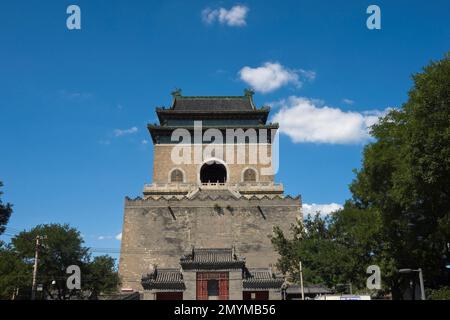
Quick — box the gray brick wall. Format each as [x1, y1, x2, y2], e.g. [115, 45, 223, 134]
[118, 196, 301, 292]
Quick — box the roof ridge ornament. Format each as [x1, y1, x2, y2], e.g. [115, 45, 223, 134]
[171, 88, 182, 98]
[244, 88, 254, 97]
[244, 88, 256, 110]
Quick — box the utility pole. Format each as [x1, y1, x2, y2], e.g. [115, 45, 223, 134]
[31, 235, 43, 300]
[299, 261, 305, 300]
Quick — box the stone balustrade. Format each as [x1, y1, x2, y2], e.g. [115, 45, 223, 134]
[143, 182, 284, 194]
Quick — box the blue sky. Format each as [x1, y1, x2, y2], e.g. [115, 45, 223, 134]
[1, 0, 449, 255]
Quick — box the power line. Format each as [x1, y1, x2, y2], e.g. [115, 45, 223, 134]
[1, 232, 17, 237]
[4, 226, 24, 233]
[2, 226, 278, 255]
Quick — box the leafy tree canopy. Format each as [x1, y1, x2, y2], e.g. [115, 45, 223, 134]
[350, 53, 450, 294]
[272, 203, 384, 293]
[1, 224, 120, 300]
[273, 53, 450, 298]
[0, 245, 30, 299]
[0, 181, 13, 236]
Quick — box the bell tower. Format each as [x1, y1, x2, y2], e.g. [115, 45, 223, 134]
[144, 89, 283, 198]
[118, 90, 302, 293]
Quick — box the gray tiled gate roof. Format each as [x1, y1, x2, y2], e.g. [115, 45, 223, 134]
[180, 247, 245, 270]
[141, 268, 185, 291]
[243, 268, 284, 290]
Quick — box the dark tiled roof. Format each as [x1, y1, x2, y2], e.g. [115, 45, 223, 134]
[172, 96, 254, 111]
[286, 284, 332, 295]
[243, 268, 284, 290]
[245, 268, 273, 280]
[180, 247, 245, 270]
[190, 248, 233, 263]
[141, 268, 185, 291]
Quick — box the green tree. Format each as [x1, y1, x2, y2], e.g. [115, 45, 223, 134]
[11, 224, 90, 300]
[350, 53, 450, 297]
[8, 224, 120, 300]
[272, 212, 335, 286]
[0, 181, 13, 236]
[273, 54, 449, 299]
[328, 204, 386, 290]
[272, 203, 384, 292]
[84, 255, 121, 300]
[427, 287, 450, 300]
[0, 246, 30, 299]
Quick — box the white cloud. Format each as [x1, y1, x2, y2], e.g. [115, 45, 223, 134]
[59, 90, 93, 100]
[98, 139, 111, 145]
[239, 62, 315, 93]
[141, 139, 149, 145]
[97, 235, 113, 240]
[303, 203, 343, 216]
[298, 69, 316, 82]
[342, 98, 355, 105]
[202, 5, 249, 27]
[115, 233, 122, 241]
[114, 127, 138, 137]
[271, 96, 388, 144]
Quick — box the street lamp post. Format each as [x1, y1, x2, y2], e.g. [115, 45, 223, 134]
[299, 261, 305, 300]
[398, 268, 426, 300]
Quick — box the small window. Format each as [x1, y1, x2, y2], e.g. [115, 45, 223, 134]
[170, 169, 184, 183]
[207, 280, 219, 298]
[243, 168, 257, 182]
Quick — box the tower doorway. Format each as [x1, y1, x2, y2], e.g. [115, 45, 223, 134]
[200, 161, 227, 184]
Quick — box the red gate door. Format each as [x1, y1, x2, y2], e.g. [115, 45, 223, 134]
[196, 272, 229, 300]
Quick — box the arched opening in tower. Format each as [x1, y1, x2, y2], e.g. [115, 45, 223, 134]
[200, 162, 227, 184]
